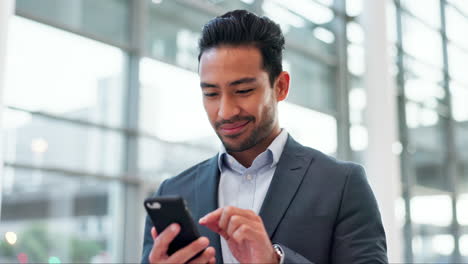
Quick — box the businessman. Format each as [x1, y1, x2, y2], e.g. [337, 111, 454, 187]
[142, 9, 388, 264]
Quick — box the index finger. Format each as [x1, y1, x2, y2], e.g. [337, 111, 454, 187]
[199, 208, 223, 225]
[199, 208, 224, 234]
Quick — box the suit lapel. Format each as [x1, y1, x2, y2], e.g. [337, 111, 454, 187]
[194, 156, 223, 264]
[259, 136, 314, 238]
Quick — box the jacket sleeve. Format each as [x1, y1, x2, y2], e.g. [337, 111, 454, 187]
[331, 164, 388, 264]
[276, 243, 315, 264]
[141, 180, 167, 264]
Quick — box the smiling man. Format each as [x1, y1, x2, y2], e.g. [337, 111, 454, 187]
[142, 9, 388, 264]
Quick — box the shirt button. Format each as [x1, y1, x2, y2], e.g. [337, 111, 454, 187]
[246, 174, 252, 181]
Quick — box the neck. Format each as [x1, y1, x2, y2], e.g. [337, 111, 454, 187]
[229, 127, 281, 168]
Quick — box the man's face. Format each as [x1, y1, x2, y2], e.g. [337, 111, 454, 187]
[199, 45, 279, 152]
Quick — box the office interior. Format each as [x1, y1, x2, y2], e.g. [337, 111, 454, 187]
[0, 0, 467, 263]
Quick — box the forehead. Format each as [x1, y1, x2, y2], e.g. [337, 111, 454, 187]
[199, 45, 266, 81]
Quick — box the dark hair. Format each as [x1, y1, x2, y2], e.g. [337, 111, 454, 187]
[198, 9, 285, 86]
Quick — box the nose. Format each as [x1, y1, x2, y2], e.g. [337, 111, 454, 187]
[218, 95, 240, 120]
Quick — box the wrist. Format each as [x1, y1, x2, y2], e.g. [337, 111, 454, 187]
[272, 244, 284, 264]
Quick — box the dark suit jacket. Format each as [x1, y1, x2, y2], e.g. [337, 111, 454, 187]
[141, 136, 388, 264]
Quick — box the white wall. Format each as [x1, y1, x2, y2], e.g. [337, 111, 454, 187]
[362, 0, 403, 262]
[0, 0, 16, 219]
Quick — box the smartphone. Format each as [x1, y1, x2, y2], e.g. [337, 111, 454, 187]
[144, 196, 203, 256]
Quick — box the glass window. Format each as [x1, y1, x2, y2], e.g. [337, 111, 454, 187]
[0, 168, 120, 263]
[264, 0, 334, 25]
[346, 0, 363, 17]
[139, 58, 217, 145]
[348, 44, 365, 76]
[284, 49, 336, 114]
[401, 0, 440, 29]
[2, 109, 124, 176]
[5, 17, 125, 128]
[262, 0, 336, 56]
[146, 0, 210, 71]
[461, 234, 468, 261]
[450, 82, 468, 122]
[15, 0, 129, 45]
[402, 14, 443, 68]
[448, 44, 468, 85]
[447, 0, 468, 16]
[446, 5, 468, 47]
[278, 102, 337, 155]
[411, 195, 452, 227]
[413, 234, 455, 263]
[138, 137, 216, 181]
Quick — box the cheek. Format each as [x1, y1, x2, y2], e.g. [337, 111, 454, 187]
[203, 100, 218, 123]
[252, 93, 274, 119]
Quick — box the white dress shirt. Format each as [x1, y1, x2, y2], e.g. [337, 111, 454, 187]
[217, 129, 288, 264]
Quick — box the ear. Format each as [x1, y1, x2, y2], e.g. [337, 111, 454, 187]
[274, 71, 290, 102]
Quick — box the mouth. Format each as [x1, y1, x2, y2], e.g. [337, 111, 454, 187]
[218, 120, 250, 136]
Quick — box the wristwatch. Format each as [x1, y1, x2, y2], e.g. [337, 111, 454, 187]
[273, 244, 285, 264]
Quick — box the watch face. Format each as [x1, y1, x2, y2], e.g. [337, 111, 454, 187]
[273, 244, 283, 256]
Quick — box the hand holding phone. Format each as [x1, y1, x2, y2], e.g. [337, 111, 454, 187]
[144, 196, 216, 264]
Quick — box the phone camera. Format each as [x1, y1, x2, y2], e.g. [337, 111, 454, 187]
[147, 202, 161, 209]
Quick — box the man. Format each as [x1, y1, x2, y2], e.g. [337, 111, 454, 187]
[142, 9, 387, 264]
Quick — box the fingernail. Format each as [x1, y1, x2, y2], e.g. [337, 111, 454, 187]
[171, 224, 179, 232]
[199, 216, 206, 223]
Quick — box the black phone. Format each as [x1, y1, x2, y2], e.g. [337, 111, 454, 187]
[144, 196, 203, 256]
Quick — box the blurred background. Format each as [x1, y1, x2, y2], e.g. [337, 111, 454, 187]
[0, 0, 467, 263]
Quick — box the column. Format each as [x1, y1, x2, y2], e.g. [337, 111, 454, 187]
[0, 0, 15, 219]
[362, 0, 403, 262]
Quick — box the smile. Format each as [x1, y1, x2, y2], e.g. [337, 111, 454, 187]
[219, 120, 250, 136]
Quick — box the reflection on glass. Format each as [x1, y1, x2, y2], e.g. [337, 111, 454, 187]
[0, 169, 118, 263]
[5, 17, 125, 127]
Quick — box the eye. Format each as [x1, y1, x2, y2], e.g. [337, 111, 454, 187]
[237, 89, 254, 94]
[203, 92, 218, 97]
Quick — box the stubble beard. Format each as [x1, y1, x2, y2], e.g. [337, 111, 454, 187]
[217, 104, 276, 153]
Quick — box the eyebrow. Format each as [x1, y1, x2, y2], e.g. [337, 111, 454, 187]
[200, 77, 257, 88]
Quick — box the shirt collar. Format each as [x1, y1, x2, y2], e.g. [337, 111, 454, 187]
[217, 129, 288, 172]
